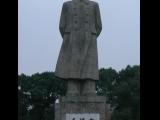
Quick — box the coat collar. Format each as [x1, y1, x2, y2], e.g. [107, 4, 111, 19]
[72, 0, 89, 4]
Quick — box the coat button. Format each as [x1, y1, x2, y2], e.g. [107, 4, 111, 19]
[74, 13, 77, 16]
[85, 21, 88, 23]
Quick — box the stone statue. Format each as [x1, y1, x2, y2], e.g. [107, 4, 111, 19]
[55, 0, 102, 96]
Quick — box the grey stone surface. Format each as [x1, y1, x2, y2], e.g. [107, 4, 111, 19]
[66, 113, 100, 120]
[60, 95, 106, 103]
[66, 80, 97, 96]
[54, 1, 110, 120]
[55, 0, 102, 80]
[55, 95, 111, 120]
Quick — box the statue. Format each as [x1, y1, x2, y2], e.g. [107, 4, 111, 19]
[55, 0, 102, 96]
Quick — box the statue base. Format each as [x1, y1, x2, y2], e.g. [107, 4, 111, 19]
[55, 95, 111, 120]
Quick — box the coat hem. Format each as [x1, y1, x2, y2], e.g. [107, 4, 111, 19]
[54, 73, 99, 81]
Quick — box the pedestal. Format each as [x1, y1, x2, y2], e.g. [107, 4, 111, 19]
[55, 95, 111, 120]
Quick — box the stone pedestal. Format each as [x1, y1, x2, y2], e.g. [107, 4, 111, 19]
[55, 95, 111, 120]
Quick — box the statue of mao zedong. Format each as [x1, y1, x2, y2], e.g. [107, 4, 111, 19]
[55, 0, 102, 95]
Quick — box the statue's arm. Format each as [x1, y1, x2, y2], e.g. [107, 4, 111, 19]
[95, 3, 102, 37]
[59, 3, 67, 38]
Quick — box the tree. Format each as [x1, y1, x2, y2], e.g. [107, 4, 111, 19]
[18, 74, 31, 120]
[112, 65, 140, 120]
[96, 65, 140, 120]
[96, 67, 118, 107]
[28, 72, 67, 120]
[18, 72, 67, 120]
[18, 65, 140, 120]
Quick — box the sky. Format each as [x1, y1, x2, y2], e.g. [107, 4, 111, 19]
[18, 0, 140, 75]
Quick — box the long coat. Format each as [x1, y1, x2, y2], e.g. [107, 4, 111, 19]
[55, 0, 102, 80]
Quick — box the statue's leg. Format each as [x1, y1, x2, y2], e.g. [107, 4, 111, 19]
[81, 79, 96, 96]
[66, 79, 80, 96]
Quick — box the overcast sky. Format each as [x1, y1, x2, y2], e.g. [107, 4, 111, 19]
[18, 0, 140, 75]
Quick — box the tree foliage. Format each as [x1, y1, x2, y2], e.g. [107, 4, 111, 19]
[18, 72, 67, 120]
[18, 65, 140, 120]
[112, 65, 140, 120]
[96, 65, 140, 120]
